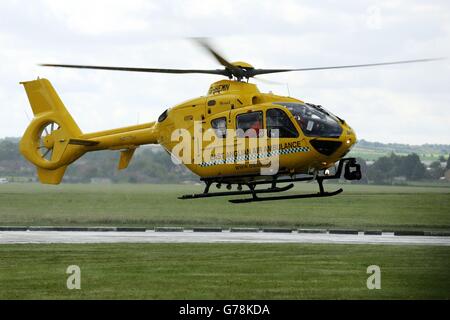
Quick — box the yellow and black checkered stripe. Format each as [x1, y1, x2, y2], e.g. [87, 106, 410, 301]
[200, 146, 310, 167]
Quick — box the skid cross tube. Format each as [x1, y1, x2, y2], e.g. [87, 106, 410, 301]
[178, 183, 294, 199]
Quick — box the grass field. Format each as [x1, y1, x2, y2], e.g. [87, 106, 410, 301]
[0, 183, 449, 231]
[1, 183, 449, 300]
[0, 243, 448, 299]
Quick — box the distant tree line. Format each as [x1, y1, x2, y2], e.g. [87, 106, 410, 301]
[356, 153, 448, 184]
[63, 148, 197, 183]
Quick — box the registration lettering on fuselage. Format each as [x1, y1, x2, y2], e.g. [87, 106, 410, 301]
[208, 84, 230, 95]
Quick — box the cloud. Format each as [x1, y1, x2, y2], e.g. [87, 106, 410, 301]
[0, 0, 449, 144]
[42, 0, 156, 35]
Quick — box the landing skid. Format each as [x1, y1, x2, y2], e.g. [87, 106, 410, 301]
[229, 186, 343, 203]
[179, 158, 361, 203]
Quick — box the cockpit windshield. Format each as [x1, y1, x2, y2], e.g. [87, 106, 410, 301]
[274, 102, 343, 138]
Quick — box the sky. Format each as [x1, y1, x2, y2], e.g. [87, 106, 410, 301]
[0, 0, 449, 145]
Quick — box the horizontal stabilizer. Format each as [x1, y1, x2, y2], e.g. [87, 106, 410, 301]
[118, 148, 136, 170]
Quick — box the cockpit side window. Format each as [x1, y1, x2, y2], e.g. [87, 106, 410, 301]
[211, 117, 227, 138]
[266, 108, 298, 138]
[274, 102, 342, 138]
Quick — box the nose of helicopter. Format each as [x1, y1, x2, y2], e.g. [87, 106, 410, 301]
[307, 122, 357, 168]
[342, 125, 357, 153]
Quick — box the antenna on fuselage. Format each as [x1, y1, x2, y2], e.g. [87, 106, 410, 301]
[286, 83, 291, 97]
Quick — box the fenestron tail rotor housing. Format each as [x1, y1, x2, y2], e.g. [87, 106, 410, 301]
[37, 121, 60, 161]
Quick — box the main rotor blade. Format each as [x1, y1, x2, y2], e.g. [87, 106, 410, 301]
[250, 58, 445, 76]
[193, 38, 236, 70]
[253, 76, 286, 85]
[193, 38, 244, 78]
[39, 64, 228, 76]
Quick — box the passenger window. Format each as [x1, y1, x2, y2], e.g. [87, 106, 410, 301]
[236, 111, 263, 137]
[266, 108, 298, 138]
[211, 117, 227, 138]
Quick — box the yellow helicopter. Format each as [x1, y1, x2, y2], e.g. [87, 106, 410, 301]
[19, 40, 442, 203]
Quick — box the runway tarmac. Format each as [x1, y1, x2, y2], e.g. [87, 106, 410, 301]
[1, 230, 450, 246]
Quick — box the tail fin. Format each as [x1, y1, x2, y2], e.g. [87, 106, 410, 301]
[20, 78, 159, 184]
[20, 78, 87, 184]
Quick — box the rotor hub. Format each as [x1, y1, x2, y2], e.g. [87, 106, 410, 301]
[230, 61, 254, 69]
[43, 134, 55, 149]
